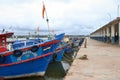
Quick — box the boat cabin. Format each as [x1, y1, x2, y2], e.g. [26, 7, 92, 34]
[0, 32, 14, 52]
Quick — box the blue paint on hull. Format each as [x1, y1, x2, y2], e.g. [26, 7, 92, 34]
[0, 54, 52, 77]
[65, 46, 73, 53]
[55, 48, 65, 62]
[52, 33, 66, 62]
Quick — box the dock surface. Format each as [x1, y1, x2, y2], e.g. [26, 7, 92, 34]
[64, 38, 120, 80]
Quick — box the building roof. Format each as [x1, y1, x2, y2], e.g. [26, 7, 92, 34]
[90, 17, 120, 35]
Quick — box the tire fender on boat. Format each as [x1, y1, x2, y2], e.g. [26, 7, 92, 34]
[0, 54, 5, 64]
[30, 46, 39, 52]
[13, 50, 23, 57]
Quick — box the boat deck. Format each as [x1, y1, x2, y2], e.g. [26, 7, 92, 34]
[64, 38, 120, 80]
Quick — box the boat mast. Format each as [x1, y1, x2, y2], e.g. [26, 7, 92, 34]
[42, 2, 51, 39]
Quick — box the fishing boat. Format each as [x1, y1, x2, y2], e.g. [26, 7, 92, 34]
[52, 44, 67, 62]
[0, 32, 64, 79]
[30, 33, 66, 62]
[63, 36, 73, 54]
[52, 35, 77, 62]
[52, 33, 68, 62]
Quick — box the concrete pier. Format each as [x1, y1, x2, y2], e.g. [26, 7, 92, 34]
[64, 38, 120, 80]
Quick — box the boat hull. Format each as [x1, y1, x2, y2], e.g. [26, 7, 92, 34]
[0, 52, 53, 79]
[54, 46, 66, 62]
[0, 33, 65, 79]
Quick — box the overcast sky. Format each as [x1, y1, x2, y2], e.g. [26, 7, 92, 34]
[0, 0, 119, 35]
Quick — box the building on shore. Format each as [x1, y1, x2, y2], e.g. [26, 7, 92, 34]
[90, 17, 120, 46]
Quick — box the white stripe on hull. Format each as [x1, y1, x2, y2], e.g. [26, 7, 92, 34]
[4, 71, 45, 79]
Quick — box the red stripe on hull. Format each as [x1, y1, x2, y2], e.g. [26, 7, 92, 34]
[3, 40, 59, 56]
[0, 52, 53, 67]
[56, 46, 67, 51]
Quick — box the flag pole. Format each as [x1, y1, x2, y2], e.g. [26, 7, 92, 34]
[37, 26, 40, 38]
[42, 2, 51, 38]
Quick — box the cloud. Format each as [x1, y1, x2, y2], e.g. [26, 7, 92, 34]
[0, 0, 118, 35]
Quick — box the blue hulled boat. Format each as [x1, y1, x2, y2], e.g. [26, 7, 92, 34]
[0, 32, 64, 79]
[52, 44, 67, 62]
[51, 33, 68, 62]
[30, 33, 66, 62]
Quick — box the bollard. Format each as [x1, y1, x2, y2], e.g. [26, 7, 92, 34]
[84, 38, 87, 48]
